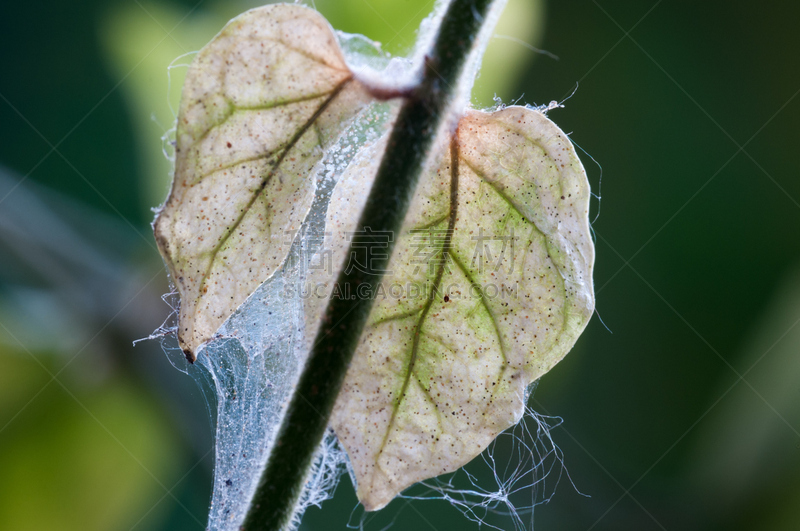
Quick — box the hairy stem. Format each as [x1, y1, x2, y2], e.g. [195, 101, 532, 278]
[241, 1, 506, 528]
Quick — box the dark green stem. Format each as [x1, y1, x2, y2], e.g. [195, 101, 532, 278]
[241, 0, 501, 528]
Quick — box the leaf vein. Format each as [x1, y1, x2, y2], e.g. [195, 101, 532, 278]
[196, 77, 354, 300]
[376, 134, 460, 457]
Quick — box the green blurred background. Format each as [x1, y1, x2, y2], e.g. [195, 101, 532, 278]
[1, 0, 799, 529]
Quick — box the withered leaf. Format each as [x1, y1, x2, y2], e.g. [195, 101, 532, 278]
[311, 106, 594, 510]
[154, 5, 372, 359]
[155, 4, 594, 514]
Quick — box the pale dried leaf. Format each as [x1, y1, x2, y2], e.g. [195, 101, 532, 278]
[154, 5, 372, 359]
[316, 106, 594, 510]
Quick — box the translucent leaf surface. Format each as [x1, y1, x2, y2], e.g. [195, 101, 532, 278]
[192, 99, 397, 531]
[312, 106, 595, 510]
[153, 4, 373, 359]
[153, 1, 594, 520]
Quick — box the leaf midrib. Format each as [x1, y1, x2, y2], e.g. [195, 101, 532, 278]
[376, 134, 460, 457]
[186, 91, 342, 159]
[196, 77, 354, 300]
[375, 140, 577, 457]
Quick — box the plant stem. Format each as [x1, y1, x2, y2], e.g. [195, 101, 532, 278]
[241, 0, 504, 528]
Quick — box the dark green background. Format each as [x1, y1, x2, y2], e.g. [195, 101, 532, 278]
[1, 0, 798, 530]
